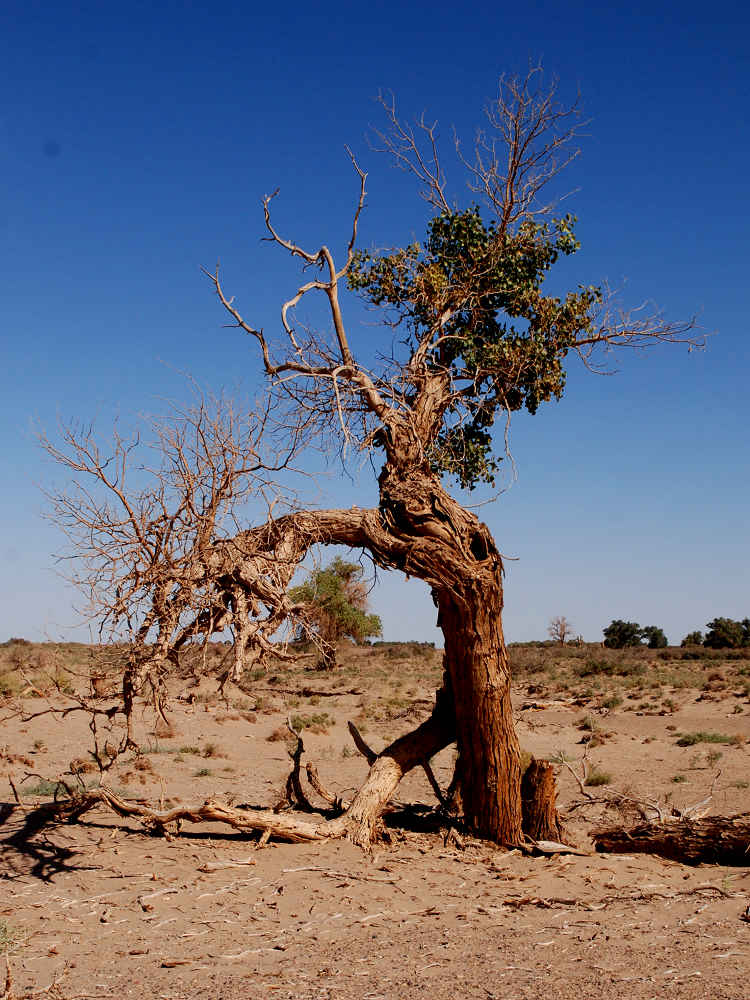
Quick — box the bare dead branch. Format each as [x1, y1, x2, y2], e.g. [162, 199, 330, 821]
[371, 91, 451, 213]
[460, 65, 587, 232]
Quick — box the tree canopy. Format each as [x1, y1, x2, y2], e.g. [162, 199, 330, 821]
[703, 617, 750, 649]
[602, 620, 668, 649]
[348, 210, 593, 488]
[289, 557, 382, 667]
[680, 630, 704, 647]
[603, 620, 644, 649]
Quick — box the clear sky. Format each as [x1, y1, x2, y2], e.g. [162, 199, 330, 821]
[1, 0, 748, 647]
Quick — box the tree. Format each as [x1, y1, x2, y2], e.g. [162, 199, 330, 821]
[548, 616, 573, 645]
[603, 620, 643, 649]
[641, 625, 668, 649]
[704, 617, 745, 649]
[289, 557, 382, 668]
[45, 68, 699, 846]
[681, 630, 704, 647]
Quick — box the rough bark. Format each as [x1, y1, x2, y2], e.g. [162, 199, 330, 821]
[439, 589, 522, 843]
[370, 453, 524, 846]
[326, 686, 455, 845]
[521, 758, 566, 842]
[593, 814, 750, 865]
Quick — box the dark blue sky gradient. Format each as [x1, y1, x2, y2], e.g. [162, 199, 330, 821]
[1, 0, 748, 644]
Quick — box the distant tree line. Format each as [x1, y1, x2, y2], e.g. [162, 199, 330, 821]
[600, 616, 750, 650]
[681, 618, 750, 649]
[602, 620, 668, 649]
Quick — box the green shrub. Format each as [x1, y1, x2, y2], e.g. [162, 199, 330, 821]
[290, 712, 332, 732]
[675, 731, 734, 747]
[584, 769, 612, 787]
[21, 779, 68, 798]
[0, 919, 24, 955]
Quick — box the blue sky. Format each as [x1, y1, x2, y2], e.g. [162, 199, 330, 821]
[1, 0, 748, 646]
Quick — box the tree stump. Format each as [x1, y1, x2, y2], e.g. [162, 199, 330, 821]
[90, 675, 109, 697]
[521, 757, 566, 842]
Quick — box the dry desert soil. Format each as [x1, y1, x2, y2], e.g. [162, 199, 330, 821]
[1, 639, 749, 999]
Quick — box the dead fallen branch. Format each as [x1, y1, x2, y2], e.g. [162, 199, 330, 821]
[197, 856, 258, 872]
[57, 786, 331, 842]
[593, 813, 750, 865]
[11, 693, 456, 849]
[249, 685, 363, 699]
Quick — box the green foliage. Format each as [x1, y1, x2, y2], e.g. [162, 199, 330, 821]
[641, 625, 668, 649]
[0, 919, 24, 955]
[602, 620, 668, 649]
[289, 712, 332, 732]
[675, 731, 734, 747]
[584, 769, 612, 787]
[681, 630, 704, 647]
[704, 617, 749, 649]
[290, 557, 382, 649]
[348, 208, 601, 489]
[21, 779, 68, 798]
[603, 620, 643, 649]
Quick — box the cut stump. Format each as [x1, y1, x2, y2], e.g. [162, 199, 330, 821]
[521, 757, 567, 843]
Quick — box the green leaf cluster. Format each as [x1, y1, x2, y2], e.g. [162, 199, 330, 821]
[603, 620, 668, 649]
[680, 630, 704, 647]
[703, 617, 750, 649]
[289, 557, 382, 646]
[348, 208, 601, 488]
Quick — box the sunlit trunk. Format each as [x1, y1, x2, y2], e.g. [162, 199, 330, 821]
[439, 586, 523, 844]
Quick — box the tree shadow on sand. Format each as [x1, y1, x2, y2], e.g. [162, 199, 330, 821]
[0, 801, 105, 882]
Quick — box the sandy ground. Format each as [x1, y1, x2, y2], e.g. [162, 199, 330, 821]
[1, 658, 749, 999]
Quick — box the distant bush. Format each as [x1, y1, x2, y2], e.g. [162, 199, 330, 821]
[659, 647, 750, 662]
[704, 617, 749, 649]
[603, 620, 668, 649]
[681, 630, 704, 647]
[641, 626, 668, 649]
[290, 558, 382, 668]
[675, 731, 735, 747]
[21, 779, 68, 798]
[603, 620, 643, 649]
[574, 655, 645, 678]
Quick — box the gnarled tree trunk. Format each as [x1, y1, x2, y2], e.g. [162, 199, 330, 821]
[114, 452, 528, 848]
[438, 586, 522, 844]
[373, 454, 524, 846]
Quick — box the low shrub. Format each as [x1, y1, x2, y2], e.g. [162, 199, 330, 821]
[675, 731, 735, 747]
[584, 769, 612, 787]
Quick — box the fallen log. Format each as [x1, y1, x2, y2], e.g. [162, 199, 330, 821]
[593, 813, 750, 865]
